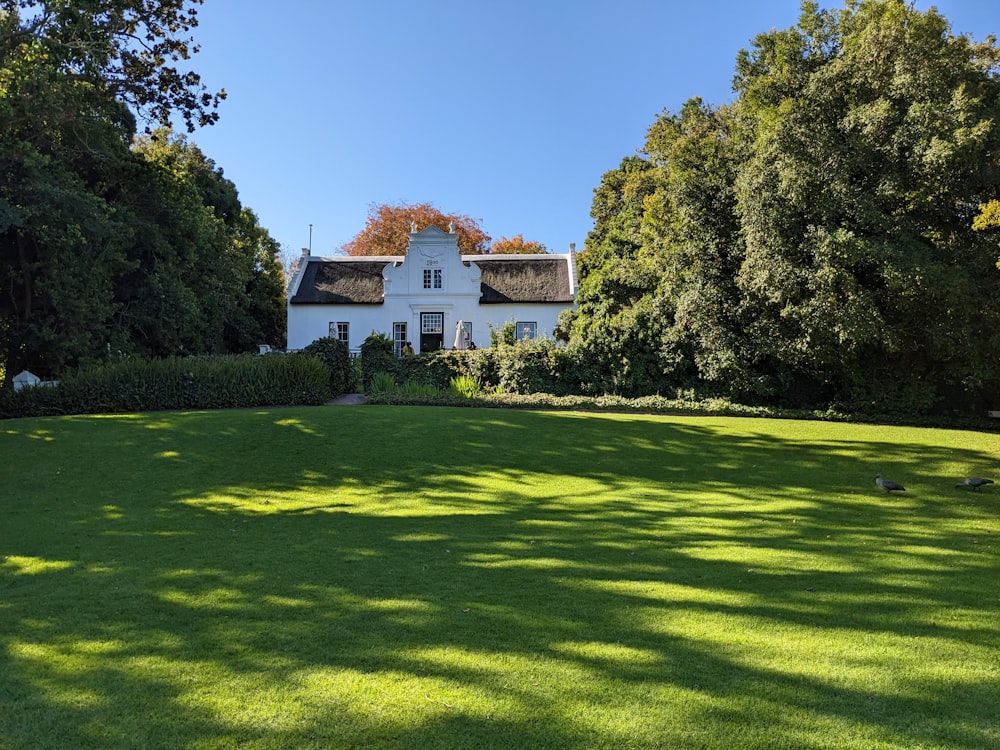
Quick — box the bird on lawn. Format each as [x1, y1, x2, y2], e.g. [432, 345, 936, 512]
[875, 474, 906, 493]
[955, 477, 994, 491]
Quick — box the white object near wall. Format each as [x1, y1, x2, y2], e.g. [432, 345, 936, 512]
[12, 370, 41, 391]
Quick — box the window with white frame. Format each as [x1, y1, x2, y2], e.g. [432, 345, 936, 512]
[516, 321, 537, 341]
[392, 322, 407, 357]
[421, 312, 443, 334]
[330, 321, 349, 345]
[422, 268, 442, 289]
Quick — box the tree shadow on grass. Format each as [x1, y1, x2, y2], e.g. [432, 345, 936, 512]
[1, 407, 999, 748]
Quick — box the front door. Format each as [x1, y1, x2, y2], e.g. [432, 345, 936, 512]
[420, 312, 444, 352]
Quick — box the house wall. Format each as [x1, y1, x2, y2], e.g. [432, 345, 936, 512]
[286, 300, 566, 353]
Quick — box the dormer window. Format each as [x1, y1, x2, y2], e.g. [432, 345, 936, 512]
[423, 268, 443, 289]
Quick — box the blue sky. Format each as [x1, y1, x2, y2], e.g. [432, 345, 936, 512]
[182, 1, 998, 261]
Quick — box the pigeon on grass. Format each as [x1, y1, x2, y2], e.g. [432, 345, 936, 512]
[955, 477, 994, 491]
[875, 474, 906, 493]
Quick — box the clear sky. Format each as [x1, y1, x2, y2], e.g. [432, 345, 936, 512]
[181, 1, 997, 261]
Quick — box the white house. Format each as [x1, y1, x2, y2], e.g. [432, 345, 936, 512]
[286, 225, 577, 355]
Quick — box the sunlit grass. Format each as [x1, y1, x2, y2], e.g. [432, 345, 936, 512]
[2, 406, 999, 749]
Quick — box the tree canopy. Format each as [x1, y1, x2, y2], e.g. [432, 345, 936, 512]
[570, 0, 1000, 413]
[0, 1, 281, 386]
[490, 234, 549, 254]
[342, 202, 491, 256]
[1, 0, 225, 132]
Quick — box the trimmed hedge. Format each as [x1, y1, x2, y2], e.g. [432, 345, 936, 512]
[359, 333, 399, 391]
[302, 336, 357, 396]
[366, 390, 781, 415]
[365, 389, 999, 430]
[0, 353, 330, 418]
[390, 340, 582, 396]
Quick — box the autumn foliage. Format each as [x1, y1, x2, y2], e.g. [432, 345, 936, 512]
[342, 202, 491, 256]
[490, 234, 548, 254]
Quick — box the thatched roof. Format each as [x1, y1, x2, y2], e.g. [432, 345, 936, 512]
[290, 260, 389, 304]
[290, 255, 575, 305]
[474, 258, 574, 304]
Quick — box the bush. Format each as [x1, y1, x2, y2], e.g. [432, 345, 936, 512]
[360, 333, 398, 391]
[388, 340, 581, 397]
[367, 371, 398, 396]
[0, 353, 330, 418]
[399, 381, 439, 396]
[448, 375, 481, 398]
[493, 338, 567, 395]
[302, 336, 356, 396]
[488, 320, 517, 347]
[398, 348, 487, 390]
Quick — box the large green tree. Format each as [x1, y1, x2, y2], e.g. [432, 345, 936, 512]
[0, 10, 139, 379]
[128, 131, 286, 356]
[642, 99, 748, 395]
[1, 0, 224, 133]
[571, 0, 1000, 412]
[731, 0, 1000, 409]
[569, 156, 671, 395]
[0, 2, 287, 384]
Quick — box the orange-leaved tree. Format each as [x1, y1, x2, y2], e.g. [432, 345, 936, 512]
[341, 202, 491, 256]
[490, 234, 548, 254]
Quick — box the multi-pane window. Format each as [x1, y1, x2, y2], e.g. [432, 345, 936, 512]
[393, 322, 407, 357]
[516, 321, 537, 341]
[330, 321, 349, 345]
[422, 268, 442, 289]
[421, 312, 443, 334]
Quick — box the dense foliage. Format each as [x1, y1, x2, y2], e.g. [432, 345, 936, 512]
[359, 332, 398, 391]
[342, 202, 491, 256]
[0, 1, 286, 389]
[568, 0, 1000, 416]
[490, 234, 549, 254]
[381, 339, 595, 398]
[0, 353, 329, 417]
[302, 336, 356, 397]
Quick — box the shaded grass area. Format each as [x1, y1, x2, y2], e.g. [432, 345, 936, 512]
[2, 406, 999, 749]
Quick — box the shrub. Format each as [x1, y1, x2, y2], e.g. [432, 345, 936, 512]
[398, 348, 487, 390]
[367, 371, 397, 396]
[488, 320, 517, 347]
[391, 340, 579, 397]
[360, 333, 398, 391]
[302, 336, 356, 396]
[0, 353, 330, 418]
[399, 380, 439, 396]
[493, 338, 559, 395]
[448, 375, 481, 398]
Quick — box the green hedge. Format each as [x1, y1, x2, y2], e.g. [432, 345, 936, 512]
[302, 336, 357, 396]
[0, 353, 330, 418]
[390, 340, 581, 396]
[365, 389, 998, 430]
[360, 333, 399, 391]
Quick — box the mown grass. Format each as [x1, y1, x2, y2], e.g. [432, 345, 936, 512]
[1, 406, 999, 749]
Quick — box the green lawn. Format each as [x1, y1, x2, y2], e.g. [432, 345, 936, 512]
[2, 406, 999, 749]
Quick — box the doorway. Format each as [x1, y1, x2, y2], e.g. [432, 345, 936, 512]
[420, 312, 444, 352]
